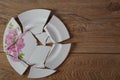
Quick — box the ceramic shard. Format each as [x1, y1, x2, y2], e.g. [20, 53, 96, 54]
[45, 43, 71, 69]
[35, 32, 52, 45]
[44, 15, 70, 43]
[18, 9, 51, 34]
[21, 31, 37, 62]
[28, 46, 51, 67]
[3, 17, 22, 52]
[28, 67, 56, 78]
[7, 55, 28, 75]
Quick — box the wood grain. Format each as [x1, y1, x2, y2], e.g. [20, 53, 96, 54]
[0, 0, 120, 80]
[1, 53, 120, 80]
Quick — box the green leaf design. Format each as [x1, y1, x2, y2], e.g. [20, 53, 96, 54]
[9, 22, 14, 29]
[4, 45, 7, 48]
[18, 53, 24, 59]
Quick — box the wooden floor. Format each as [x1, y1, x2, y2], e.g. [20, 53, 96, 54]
[0, 0, 120, 80]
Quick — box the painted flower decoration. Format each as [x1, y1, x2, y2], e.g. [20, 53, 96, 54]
[5, 23, 25, 62]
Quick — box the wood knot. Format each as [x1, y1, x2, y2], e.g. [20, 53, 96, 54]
[108, 2, 120, 11]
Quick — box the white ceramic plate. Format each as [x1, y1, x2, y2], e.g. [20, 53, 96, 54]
[3, 18, 28, 75]
[28, 67, 56, 78]
[18, 9, 51, 34]
[44, 15, 70, 43]
[45, 43, 71, 69]
[3, 9, 71, 78]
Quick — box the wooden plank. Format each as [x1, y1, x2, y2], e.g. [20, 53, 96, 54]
[1, 53, 120, 80]
[67, 21, 120, 53]
[0, 0, 120, 53]
[0, 0, 120, 80]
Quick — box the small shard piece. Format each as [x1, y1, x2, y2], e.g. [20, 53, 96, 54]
[35, 32, 52, 45]
[46, 36, 52, 43]
[30, 24, 44, 34]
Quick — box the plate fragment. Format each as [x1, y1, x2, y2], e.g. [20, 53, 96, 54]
[45, 43, 71, 69]
[28, 46, 51, 67]
[3, 17, 22, 52]
[28, 67, 56, 78]
[21, 31, 37, 62]
[35, 32, 52, 45]
[18, 9, 51, 34]
[44, 15, 70, 43]
[7, 55, 28, 75]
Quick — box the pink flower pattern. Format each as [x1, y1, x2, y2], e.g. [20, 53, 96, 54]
[5, 28, 25, 62]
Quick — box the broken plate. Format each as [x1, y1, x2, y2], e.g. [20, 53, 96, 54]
[44, 15, 70, 43]
[3, 18, 28, 75]
[45, 43, 71, 69]
[28, 67, 56, 78]
[28, 46, 51, 67]
[3, 9, 71, 79]
[18, 9, 51, 34]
